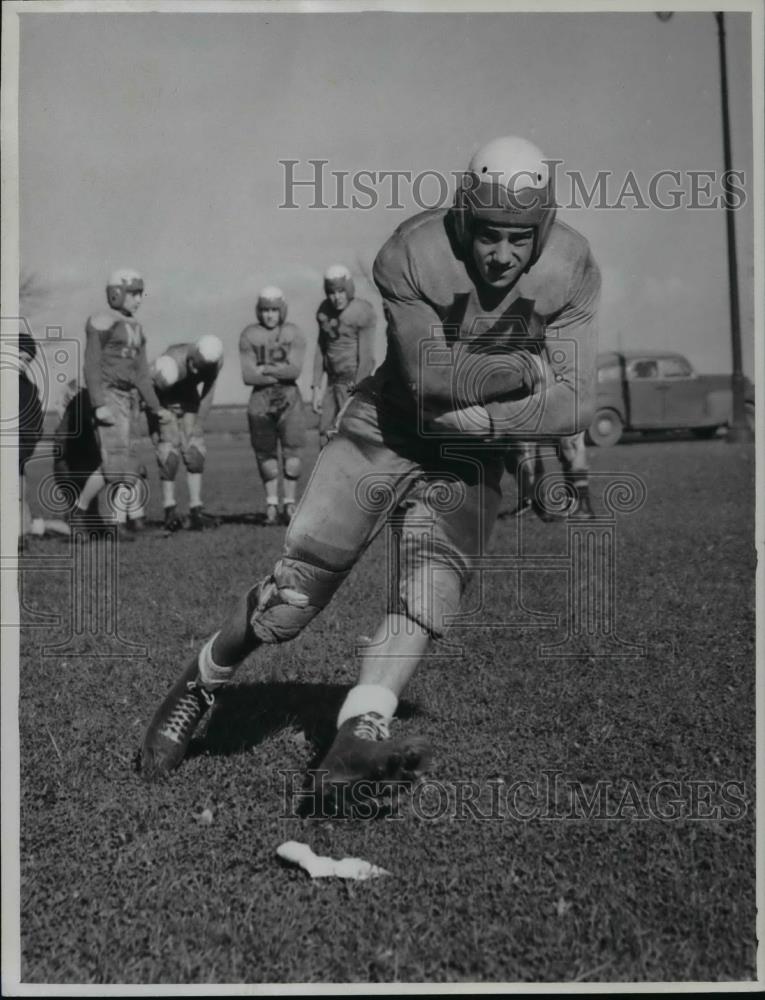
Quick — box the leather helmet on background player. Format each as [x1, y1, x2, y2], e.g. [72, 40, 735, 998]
[152, 355, 180, 390]
[195, 334, 224, 365]
[106, 268, 144, 310]
[256, 286, 287, 324]
[323, 264, 355, 302]
[451, 136, 556, 267]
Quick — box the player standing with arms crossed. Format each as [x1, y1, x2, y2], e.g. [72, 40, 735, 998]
[312, 265, 377, 447]
[149, 335, 224, 532]
[70, 269, 172, 541]
[140, 137, 600, 788]
[240, 288, 307, 525]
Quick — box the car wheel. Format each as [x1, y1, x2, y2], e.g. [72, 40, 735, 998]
[691, 426, 720, 439]
[587, 409, 623, 447]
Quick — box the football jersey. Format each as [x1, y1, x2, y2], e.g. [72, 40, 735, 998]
[239, 322, 306, 410]
[155, 342, 222, 410]
[84, 309, 160, 411]
[315, 298, 376, 383]
[368, 208, 601, 435]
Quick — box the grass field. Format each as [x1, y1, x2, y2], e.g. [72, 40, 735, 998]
[15, 433, 756, 985]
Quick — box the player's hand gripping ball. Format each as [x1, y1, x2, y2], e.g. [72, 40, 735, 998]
[94, 405, 115, 426]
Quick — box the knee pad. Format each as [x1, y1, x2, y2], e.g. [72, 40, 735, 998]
[156, 441, 180, 480]
[257, 457, 279, 482]
[183, 440, 206, 473]
[395, 537, 466, 640]
[283, 455, 302, 480]
[248, 556, 350, 644]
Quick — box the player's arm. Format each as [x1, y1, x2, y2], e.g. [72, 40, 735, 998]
[83, 318, 108, 409]
[373, 237, 538, 411]
[485, 250, 601, 438]
[196, 363, 221, 425]
[239, 329, 276, 386]
[354, 304, 377, 383]
[312, 326, 326, 387]
[134, 334, 163, 413]
[262, 327, 307, 382]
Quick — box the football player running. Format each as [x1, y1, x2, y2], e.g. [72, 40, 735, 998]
[312, 264, 377, 447]
[239, 288, 307, 525]
[148, 336, 224, 532]
[70, 270, 172, 540]
[139, 137, 601, 794]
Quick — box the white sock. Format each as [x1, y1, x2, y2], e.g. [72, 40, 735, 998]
[337, 684, 398, 728]
[265, 490, 279, 507]
[188, 472, 202, 508]
[197, 632, 239, 688]
[162, 481, 176, 509]
[283, 478, 298, 503]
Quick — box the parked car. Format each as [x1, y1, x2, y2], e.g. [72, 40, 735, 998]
[587, 351, 755, 446]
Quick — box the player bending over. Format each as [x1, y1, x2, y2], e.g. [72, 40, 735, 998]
[139, 137, 600, 789]
[312, 264, 376, 447]
[240, 287, 307, 525]
[148, 335, 224, 532]
[69, 270, 172, 541]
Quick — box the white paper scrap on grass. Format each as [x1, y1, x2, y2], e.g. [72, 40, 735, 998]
[276, 840, 392, 880]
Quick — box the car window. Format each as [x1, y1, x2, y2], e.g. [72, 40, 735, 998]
[597, 364, 622, 382]
[627, 359, 659, 380]
[658, 357, 693, 379]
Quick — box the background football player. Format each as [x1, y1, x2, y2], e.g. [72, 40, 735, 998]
[312, 264, 377, 447]
[148, 335, 224, 532]
[70, 269, 171, 540]
[504, 431, 594, 520]
[140, 137, 600, 795]
[239, 287, 307, 525]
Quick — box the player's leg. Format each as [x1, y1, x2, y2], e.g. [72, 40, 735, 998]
[559, 431, 594, 518]
[278, 393, 306, 524]
[502, 440, 537, 516]
[72, 469, 106, 515]
[71, 388, 133, 538]
[127, 464, 148, 532]
[139, 402, 421, 781]
[318, 447, 505, 787]
[180, 411, 213, 530]
[151, 409, 183, 531]
[125, 395, 147, 531]
[104, 391, 141, 540]
[248, 403, 280, 524]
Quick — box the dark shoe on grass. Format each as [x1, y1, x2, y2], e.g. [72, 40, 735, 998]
[163, 505, 184, 533]
[315, 712, 429, 787]
[138, 658, 215, 781]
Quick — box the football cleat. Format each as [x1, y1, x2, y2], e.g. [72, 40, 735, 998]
[188, 505, 217, 531]
[314, 712, 430, 789]
[265, 503, 280, 526]
[115, 522, 137, 543]
[128, 516, 146, 533]
[163, 505, 184, 533]
[282, 502, 296, 525]
[567, 486, 596, 520]
[138, 658, 215, 781]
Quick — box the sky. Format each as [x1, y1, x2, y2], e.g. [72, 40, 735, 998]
[17, 6, 757, 407]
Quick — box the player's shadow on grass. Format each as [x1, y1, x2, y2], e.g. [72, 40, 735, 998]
[213, 513, 273, 527]
[187, 680, 422, 762]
